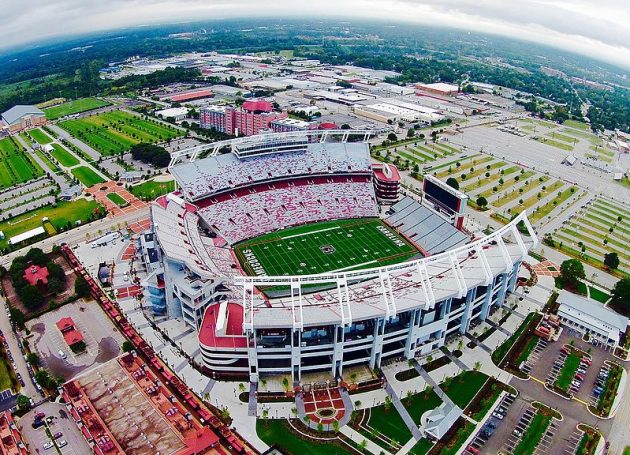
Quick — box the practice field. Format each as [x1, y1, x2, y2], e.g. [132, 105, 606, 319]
[72, 166, 105, 186]
[44, 97, 110, 120]
[50, 144, 80, 167]
[59, 109, 184, 156]
[0, 137, 44, 188]
[235, 218, 419, 277]
[29, 128, 53, 145]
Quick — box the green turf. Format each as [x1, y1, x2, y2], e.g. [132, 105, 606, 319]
[0, 199, 102, 249]
[50, 144, 80, 167]
[368, 403, 413, 443]
[44, 97, 110, 120]
[256, 419, 354, 455]
[555, 350, 582, 392]
[29, 128, 53, 145]
[589, 287, 609, 303]
[401, 389, 442, 425]
[106, 192, 127, 207]
[409, 438, 433, 455]
[534, 136, 574, 151]
[0, 137, 44, 188]
[440, 420, 476, 455]
[563, 119, 590, 131]
[72, 166, 105, 186]
[442, 371, 488, 409]
[130, 179, 175, 200]
[513, 413, 551, 455]
[491, 313, 536, 364]
[235, 218, 419, 276]
[0, 353, 15, 391]
[59, 110, 184, 156]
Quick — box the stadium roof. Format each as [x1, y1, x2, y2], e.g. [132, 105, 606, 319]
[1, 105, 44, 126]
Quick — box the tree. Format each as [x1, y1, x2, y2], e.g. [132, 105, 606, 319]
[407, 128, 415, 138]
[604, 252, 620, 270]
[610, 278, 630, 316]
[130, 143, 170, 168]
[122, 341, 134, 353]
[446, 177, 459, 190]
[26, 352, 40, 368]
[19, 285, 44, 309]
[476, 196, 488, 208]
[559, 259, 585, 290]
[17, 394, 31, 411]
[387, 132, 398, 142]
[75, 275, 91, 298]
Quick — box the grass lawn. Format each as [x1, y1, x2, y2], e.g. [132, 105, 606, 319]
[59, 109, 183, 156]
[401, 389, 442, 425]
[256, 419, 354, 455]
[555, 350, 582, 392]
[440, 420, 475, 455]
[534, 136, 574, 151]
[106, 192, 127, 207]
[368, 403, 413, 443]
[235, 218, 419, 276]
[50, 144, 80, 167]
[513, 413, 551, 455]
[44, 97, 110, 120]
[0, 199, 102, 249]
[29, 128, 53, 145]
[563, 119, 590, 131]
[492, 313, 535, 364]
[589, 286, 609, 303]
[130, 179, 175, 200]
[0, 353, 15, 391]
[441, 371, 488, 409]
[35, 150, 61, 174]
[546, 131, 577, 144]
[0, 137, 44, 188]
[409, 438, 433, 455]
[515, 336, 538, 366]
[72, 166, 105, 186]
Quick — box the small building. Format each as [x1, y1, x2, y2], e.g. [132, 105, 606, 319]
[155, 107, 189, 121]
[56, 317, 85, 350]
[9, 226, 46, 245]
[120, 171, 143, 183]
[563, 155, 577, 166]
[59, 185, 83, 201]
[556, 290, 629, 348]
[0, 411, 29, 455]
[1, 105, 46, 134]
[415, 82, 459, 96]
[420, 402, 462, 440]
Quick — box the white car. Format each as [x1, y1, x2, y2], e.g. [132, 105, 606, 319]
[58, 350, 67, 359]
[43, 441, 54, 450]
[58, 440, 68, 448]
[492, 412, 504, 420]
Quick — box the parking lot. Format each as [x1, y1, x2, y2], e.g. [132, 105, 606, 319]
[26, 300, 124, 380]
[18, 401, 92, 455]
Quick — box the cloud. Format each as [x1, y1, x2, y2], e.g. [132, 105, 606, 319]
[1, 0, 629, 70]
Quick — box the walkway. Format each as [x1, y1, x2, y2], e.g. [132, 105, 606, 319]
[340, 425, 394, 455]
[383, 382, 423, 441]
[441, 349, 471, 371]
[464, 333, 493, 354]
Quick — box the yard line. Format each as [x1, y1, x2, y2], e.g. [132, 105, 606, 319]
[331, 259, 378, 273]
[280, 225, 342, 240]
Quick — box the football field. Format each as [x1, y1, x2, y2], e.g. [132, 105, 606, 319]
[235, 218, 419, 276]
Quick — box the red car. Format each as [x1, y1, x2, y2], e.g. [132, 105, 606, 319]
[466, 446, 480, 454]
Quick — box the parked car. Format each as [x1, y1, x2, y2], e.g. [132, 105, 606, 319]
[492, 412, 504, 420]
[53, 432, 63, 440]
[57, 440, 68, 448]
[43, 441, 54, 450]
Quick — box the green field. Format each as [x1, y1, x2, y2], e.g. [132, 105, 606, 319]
[50, 144, 80, 167]
[0, 199, 102, 249]
[107, 193, 127, 207]
[44, 97, 110, 120]
[59, 110, 184, 156]
[72, 166, 105, 186]
[513, 413, 552, 455]
[555, 350, 582, 392]
[367, 402, 413, 443]
[402, 389, 442, 425]
[442, 371, 489, 409]
[0, 137, 44, 188]
[0, 351, 16, 391]
[256, 419, 353, 455]
[29, 128, 53, 145]
[130, 179, 175, 200]
[235, 218, 419, 276]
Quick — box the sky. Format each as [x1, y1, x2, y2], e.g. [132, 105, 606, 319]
[2, 0, 630, 71]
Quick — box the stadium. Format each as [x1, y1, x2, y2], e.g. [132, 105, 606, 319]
[140, 130, 538, 382]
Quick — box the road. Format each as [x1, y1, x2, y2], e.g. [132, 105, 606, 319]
[0, 206, 150, 268]
[0, 297, 40, 399]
